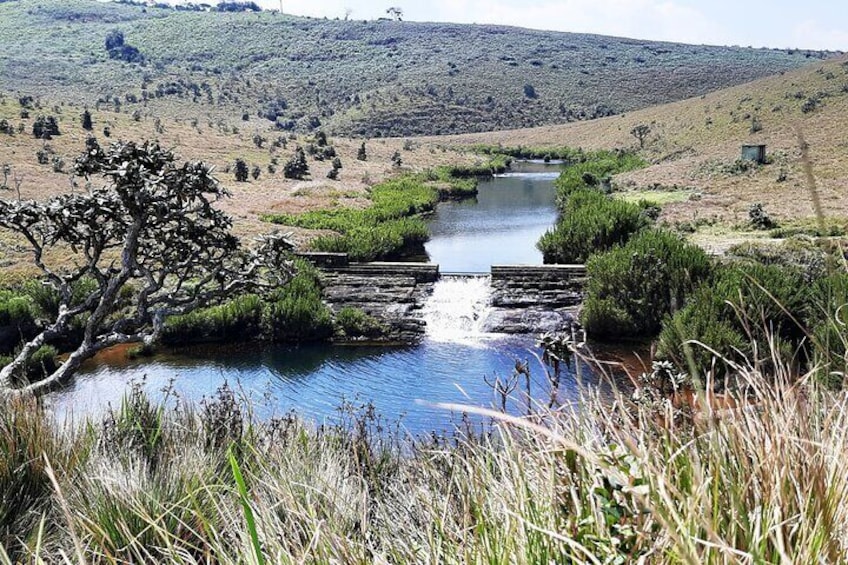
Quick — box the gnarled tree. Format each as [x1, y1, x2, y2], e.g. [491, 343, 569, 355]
[0, 140, 293, 395]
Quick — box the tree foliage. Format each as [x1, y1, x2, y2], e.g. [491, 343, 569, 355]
[0, 140, 293, 394]
[283, 147, 309, 179]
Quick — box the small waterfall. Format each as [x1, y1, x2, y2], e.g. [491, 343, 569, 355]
[422, 275, 493, 342]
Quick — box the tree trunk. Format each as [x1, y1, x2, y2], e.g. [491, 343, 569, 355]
[8, 345, 96, 396]
[0, 333, 48, 389]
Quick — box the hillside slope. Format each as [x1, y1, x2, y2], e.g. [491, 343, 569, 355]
[0, 0, 835, 137]
[443, 56, 848, 249]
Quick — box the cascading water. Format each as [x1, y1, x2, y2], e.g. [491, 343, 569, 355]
[421, 275, 494, 342]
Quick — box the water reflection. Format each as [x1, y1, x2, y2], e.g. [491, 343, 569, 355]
[425, 162, 560, 273]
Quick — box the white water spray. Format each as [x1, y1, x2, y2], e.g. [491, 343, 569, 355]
[422, 276, 494, 343]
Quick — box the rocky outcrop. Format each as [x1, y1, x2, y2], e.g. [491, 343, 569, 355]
[318, 262, 439, 343]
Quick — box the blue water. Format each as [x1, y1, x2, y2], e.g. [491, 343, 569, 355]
[425, 162, 559, 273]
[51, 338, 585, 437]
[48, 163, 573, 437]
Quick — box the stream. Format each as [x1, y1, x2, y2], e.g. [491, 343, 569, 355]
[48, 162, 585, 437]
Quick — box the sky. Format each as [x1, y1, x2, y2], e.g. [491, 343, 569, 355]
[227, 0, 848, 51]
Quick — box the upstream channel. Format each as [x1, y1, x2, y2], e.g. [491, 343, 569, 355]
[49, 162, 583, 436]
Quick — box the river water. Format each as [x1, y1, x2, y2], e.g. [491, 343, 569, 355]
[48, 163, 574, 437]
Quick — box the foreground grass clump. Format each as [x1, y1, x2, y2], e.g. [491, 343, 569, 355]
[3, 358, 848, 562]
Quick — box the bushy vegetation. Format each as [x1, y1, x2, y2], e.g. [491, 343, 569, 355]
[263, 264, 334, 342]
[264, 174, 474, 261]
[655, 257, 845, 384]
[164, 261, 333, 345]
[334, 307, 386, 339]
[583, 229, 712, 339]
[538, 188, 653, 264]
[163, 294, 264, 345]
[553, 150, 645, 197]
[536, 150, 649, 264]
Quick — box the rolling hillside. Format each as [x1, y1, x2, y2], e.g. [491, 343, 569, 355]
[0, 0, 835, 137]
[443, 55, 848, 250]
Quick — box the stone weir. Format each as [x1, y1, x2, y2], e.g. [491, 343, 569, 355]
[485, 265, 587, 334]
[304, 253, 439, 343]
[299, 253, 589, 341]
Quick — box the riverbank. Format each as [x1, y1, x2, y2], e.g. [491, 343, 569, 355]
[4, 355, 847, 562]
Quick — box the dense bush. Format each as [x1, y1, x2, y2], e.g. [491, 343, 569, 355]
[334, 307, 385, 339]
[657, 263, 809, 379]
[803, 273, 848, 386]
[233, 158, 249, 182]
[538, 189, 652, 264]
[31, 116, 60, 139]
[283, 147, 309, 179]
[163, 294, 264, 345]
[162, 261, 335, 345]
[264, 264, 333, 342]
[553, 151, 645, 198]
[582, 229, 712, 340]
[0, 290, 36, 334]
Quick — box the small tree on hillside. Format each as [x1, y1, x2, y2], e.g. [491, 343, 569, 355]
[32, 116, 60, 139]
[234, 158, 249, 182]
[631, 124, 651, 149]
[283, 147, 309, 179]
[0, 140, 293, 395]
[81, 109, 93, 131]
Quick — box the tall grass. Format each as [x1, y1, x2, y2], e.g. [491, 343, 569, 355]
[3, 346, 848, 562]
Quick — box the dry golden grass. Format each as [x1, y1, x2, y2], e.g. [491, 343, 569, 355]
[0, 96, 480, 274]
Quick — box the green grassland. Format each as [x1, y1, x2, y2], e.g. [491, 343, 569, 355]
[0, 0, 835, 137]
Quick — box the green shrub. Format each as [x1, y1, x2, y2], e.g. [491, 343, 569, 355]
[334, 307, 385, 339]
[583, 229, 712, 340]
[164, 294, 264, 345]
[0, 290, 36, 330]
[554, 151, 645, 198]
[538, 189, 652, 264]
[805, 273, 848, 387]
[657, 263, 808, 378]
[263, 263, 333, 342]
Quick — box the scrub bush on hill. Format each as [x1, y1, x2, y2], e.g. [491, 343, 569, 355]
[537, 189, 652, 264]
[582, 229, 712, 340]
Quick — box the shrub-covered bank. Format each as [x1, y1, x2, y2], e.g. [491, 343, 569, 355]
[0, 261, 389, 379]
[263, 167, 493, 262]
[3, 357, 848, 562]
[537, 150, 648, 263]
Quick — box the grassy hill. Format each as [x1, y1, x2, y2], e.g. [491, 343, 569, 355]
[443, 55, 848, 251]
[0, 0, 836, 137]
